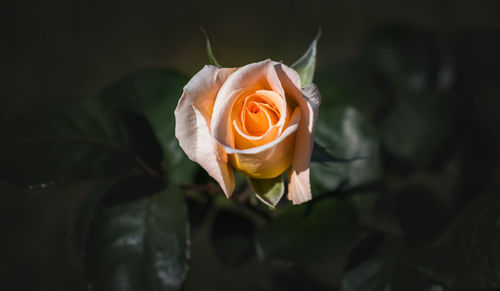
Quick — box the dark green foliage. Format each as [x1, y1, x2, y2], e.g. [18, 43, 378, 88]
[87, 184, 189, 291]
[256, 197, 363, 263]
[2, 26, 500, 291]
[0, 69, 193, 290]
[311, 106, 382, 193]
[211, 210, 256, 267]
[0, 99, 138, 185]
[99, 68, 197, 182]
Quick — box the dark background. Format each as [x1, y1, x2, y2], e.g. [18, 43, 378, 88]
[1, 0, 499, 120]
[1, 1, 500, 290]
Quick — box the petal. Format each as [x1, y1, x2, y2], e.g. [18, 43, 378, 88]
[243, 97, 276, 135]
[211, 60, 285, 149]
[229, 108, 300, 178]
[254, 89, 288, 130]
[275, 63, 321, 204]
[233, 118, 280, 150]
[232, 89, 291, 150]
[275, 61, 302, 90]
[240, 92, 281, 136]
[174, 65, 237, 197]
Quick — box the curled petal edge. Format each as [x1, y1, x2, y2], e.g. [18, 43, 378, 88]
[275, 62, 321, 204]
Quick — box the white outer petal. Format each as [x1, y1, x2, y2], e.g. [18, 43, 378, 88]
[174, 65, 237, 197]
[275, 62, 321, 204]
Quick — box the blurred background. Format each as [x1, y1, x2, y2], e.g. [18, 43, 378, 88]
[1, 0, 500, 290]
[1, 0, 500, 120]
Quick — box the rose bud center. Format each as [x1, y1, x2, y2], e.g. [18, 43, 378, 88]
[244, 96, 280, 135]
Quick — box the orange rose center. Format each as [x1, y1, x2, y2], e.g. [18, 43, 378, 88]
[243, 95, 280, 136]
[228, 89, 296, 178]
[231, 89, 291, 151]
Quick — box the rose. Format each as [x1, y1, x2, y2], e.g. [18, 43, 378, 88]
[174, 60, 320, 204]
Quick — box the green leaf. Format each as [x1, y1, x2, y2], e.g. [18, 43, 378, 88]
[248, 175, 284, 207]
[99, 68, 198, 183]
[201, 27, 222, 67]
[256, 197, 362, 263]
[311, 141, 363, 163]
[70, 177, 123, 256]
[87, 184, 189, 291]
[291, 29, 321, 87]
[0, 99, 139, 185]
[311, 106, 382, 194]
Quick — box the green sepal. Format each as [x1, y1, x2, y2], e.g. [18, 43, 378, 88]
[201, 27, 222, 67]
[248, 175, 284, 207]
[291, 28, 321, 87]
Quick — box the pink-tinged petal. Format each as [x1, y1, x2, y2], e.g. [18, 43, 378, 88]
[274, 61, 302, 89]
[174, 65, 237, 197]
[211, 60, 285, 149]
[275, 63, 321, 204]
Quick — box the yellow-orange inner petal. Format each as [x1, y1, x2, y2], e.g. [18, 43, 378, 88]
[231, 89, 292, 150]
[244, 99, 279, 135]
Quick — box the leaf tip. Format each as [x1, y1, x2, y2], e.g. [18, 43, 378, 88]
[200, 26, 222, 67]
[291, 29, 321, 87]
[248, 176, 284, 207]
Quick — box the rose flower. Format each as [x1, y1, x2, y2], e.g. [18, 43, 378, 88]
[175, 60, 320, 205]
